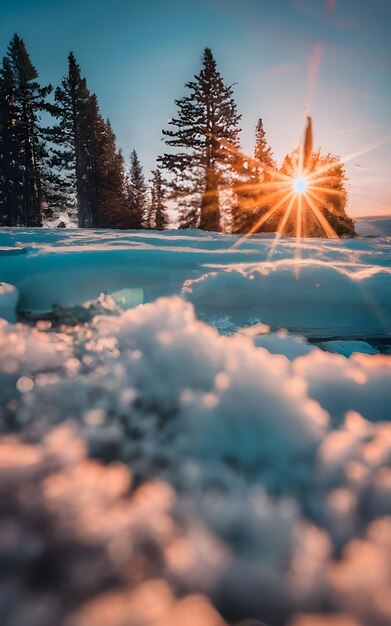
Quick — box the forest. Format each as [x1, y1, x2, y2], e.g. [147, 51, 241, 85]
[0, 35, 355, 236]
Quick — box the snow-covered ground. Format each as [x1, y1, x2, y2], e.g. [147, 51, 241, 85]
[0, 224, 391, 626]
[1, 227, 391, 341]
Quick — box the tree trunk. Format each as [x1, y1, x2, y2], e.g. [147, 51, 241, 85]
[199, 168, 220, 231]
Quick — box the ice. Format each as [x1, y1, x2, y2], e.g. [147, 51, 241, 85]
[243, 327, 317, 359]
[322, 340, 378, 357]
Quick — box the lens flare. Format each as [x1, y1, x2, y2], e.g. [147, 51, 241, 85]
[185, 113, 382, 261]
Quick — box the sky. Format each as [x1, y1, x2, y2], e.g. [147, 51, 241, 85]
[0, 0, 390, 217]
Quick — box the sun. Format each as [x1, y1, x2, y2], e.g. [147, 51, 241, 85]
[215, 116, 344, 249]
[294, 177, 308, 193]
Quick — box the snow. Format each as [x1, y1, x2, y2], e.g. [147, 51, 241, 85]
[1, 227, 390, 342]
[294, 350, 391, 424]
[321, 340, 378, 357]
[184, 259, 391, 338]
[0, 224, 391, 625]
[0, 282, 18, 322]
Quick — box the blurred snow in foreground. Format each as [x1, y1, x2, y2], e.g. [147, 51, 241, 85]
[0, 225, 391, 626]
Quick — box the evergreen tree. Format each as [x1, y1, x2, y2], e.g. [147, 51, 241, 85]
[93, 118, 128, 229]
[231, 118, 276, 234]
[125, 150, 147, 228]
[49, 53, 127, 228]
[254, 118, 276, 167]
[46, 52, 88, 225]
[278, 149, 355, 237]
[305, 151, 355, 237]
[148, 169, 169, 230]
[0, 57, 20, 226]
[159, 47, 241, 231]
[0, 34, 51, 226]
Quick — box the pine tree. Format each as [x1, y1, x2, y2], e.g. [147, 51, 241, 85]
[0, 34, 52, 226]
[148, 169, 169, 230]
[125, 150, 147, 228]
[49, 53, 127, 229]
[231, 118, 276, 234]
[93, 119, 128, 229]
[305, 151, 355, 237]
[254, 118, 276, 167]
[159, 47, 241, 231]
[278, 149, 355, 237]
[48, 53, 95, 227]
[0, 57, 20, 226]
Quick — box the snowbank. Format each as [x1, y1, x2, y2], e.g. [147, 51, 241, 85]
[185, 259, 391, 338]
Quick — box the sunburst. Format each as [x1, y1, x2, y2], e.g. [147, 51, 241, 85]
[224, 118, 344, 256]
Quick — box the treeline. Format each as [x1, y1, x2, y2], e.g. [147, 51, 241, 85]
[0, 35, 168, 230]
[0, 35, 354, 235]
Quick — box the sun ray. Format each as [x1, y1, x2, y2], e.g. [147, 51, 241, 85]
[268, 192, 297, 257]
[340, 135, 391, 165]
[296, 192, 303, 252]
[233, 189, 295, 248]
[305, 190, 339, 238]
[198, 116, 358, 257]
[309, 185, 346, 197]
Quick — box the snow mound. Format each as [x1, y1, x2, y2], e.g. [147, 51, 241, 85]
[184, 259, 391, 338]
[0, 296, 391, 625]
[90, 297, 328, 492]
[295, 351, 391, 424]
[0, 282, 18, 322]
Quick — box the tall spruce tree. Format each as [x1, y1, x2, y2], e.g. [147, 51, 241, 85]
[49, 53, 127, 228]
[46, 52, 88, 225]
[159, 47, 241, 231]
[125, 150, 147, 228]
[148, 169, 169, 230]
[254, 118, 276, 167]
[0, 58, 20, 225]
[93, 118, 128, 229]
[0, 34, 51, 226]
[231, 118, 276, 234]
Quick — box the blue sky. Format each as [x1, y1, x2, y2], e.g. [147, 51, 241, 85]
[0, 0, 390, 216]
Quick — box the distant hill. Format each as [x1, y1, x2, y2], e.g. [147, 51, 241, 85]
[355, 215, 391, 237]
